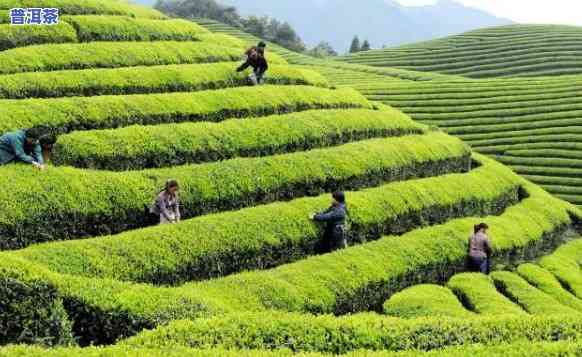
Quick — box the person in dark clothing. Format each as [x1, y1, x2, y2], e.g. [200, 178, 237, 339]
[311, 191, 348, 252]
[0, 128, 46, 169]
[236, 41, 268, 85]
[467, 223, 493, 274]
[39, 134, 57, 163]
[25, 134, 57, 164]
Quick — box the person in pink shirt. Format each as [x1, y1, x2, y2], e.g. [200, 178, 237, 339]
[468, 223, 492, 274]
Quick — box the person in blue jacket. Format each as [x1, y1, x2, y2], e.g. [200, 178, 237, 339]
[0, 128, 46, 169]
[310, 191, 349, 252]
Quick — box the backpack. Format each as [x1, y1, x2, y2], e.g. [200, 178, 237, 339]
[144, 194, 161, 224]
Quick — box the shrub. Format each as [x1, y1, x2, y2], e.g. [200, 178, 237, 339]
[53, 108, 422, 170]
[0, 346, 319, 357]
[0, 22, 77, 51]
[0, 10, 9, 24]
[0, 275, 73, 346]
[539, 240, 582, 299]
[0, 171, 575, 344]
[194, 33, 246, 48]
[10, 133, 470, 271]
[192, 186, 568, 317]
[376, 341, 582, 356]
[3, 339, 582, 356]
[62, 16, 208, 42]
[447, 273, 526, 316]
[0, 63, 327, 99]
[383, 284, 474, 319]
[517, 263, 582, 313]
[123, 312, 582, 353]
[490, 271, 579, 315]
[0, 40, 287, 75]
[0, 86, 364, 134]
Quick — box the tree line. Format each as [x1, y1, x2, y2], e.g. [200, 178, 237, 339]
[154, 0, 371, 57]
[349, 36, 371, 53]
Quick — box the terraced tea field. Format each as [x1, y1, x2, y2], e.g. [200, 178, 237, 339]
[195, 21, 582, 210]
[1, 3, 582, 356]
[340, 24, 582, 78]
[350, 75, 582, 210]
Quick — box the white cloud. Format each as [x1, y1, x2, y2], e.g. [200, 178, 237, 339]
[395, 0, 582, 26]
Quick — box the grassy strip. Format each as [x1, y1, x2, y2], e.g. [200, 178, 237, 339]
[190, 33, 246, 48]
[0, 85, 364, 134]
[498, 156, 582, 170]
[347, 53, 582, 79]
[124, 312, 582, 354]
[539, 239, 582, 299]
[0, 0, 166, 18]
[395, 96, 580, 114]
[520, 175, 582, 188]
[0, 132, 468, 249]
[0, 22, 77, 51]
[517, 263, 582, 312]
[408, 106, 582, 126]
[446, 119, 582, 137]
[0, 346, 321, 357]
[384, 341, 582, 356]
[62, 16, 208, 42]
[11, 133, 471, 281]
[506, 166, 582, 179]
[368, 91, 582, 106]
[0, 40, 286, 75]
[506, 149, 582, 160]
[447, 273, 527, 316]
[371, 89, 582, 107]
[0, 63, 327, 99]
[382, 284, 474, 319]
[4, 338, 582, 356]
[348, 40, 582, 65]
[54, 108, 421, 170]
[404, 104, 582, 122]
[490, 271, 579, 315]
[0, 170, 577, 344]
[357, 78, 582, 95]
[349, 51, 582, 73]
[470, 134, 582, 148]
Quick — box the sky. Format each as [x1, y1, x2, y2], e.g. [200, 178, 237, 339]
[396, 0, 582, 26]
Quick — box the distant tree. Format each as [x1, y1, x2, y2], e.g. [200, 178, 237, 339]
[242, 16, 267, 38]
[155, 0, 241, 27]
[361, 39, 371, 51]
[155, 0, 306, 52]
[349, 36, 361, 53]
[273, 21, 306, 52]
[306, 41, 338, 58]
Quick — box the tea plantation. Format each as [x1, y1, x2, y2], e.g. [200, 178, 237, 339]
[192, 21, 582, 210]
[340, 24, 582, 78]
[1, 2, 582, 356]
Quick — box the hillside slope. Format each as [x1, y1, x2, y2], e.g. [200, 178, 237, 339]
[353, 75, 582, 209]
[196, 19, 582, 210]
[0, 4, 581, 356]
[218, 0, 512, 52]
[340, 24, 582, 78]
